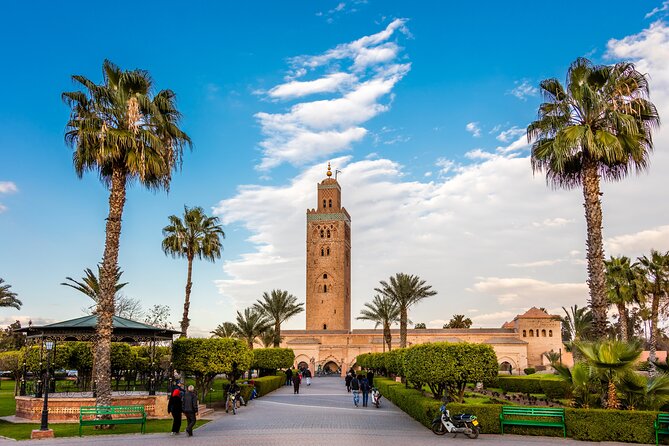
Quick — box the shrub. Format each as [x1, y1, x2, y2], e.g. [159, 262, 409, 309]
[446, 403, 503, 434]
[375, 377, 441, 427]
[252, 374, 284, 397]
[540, 379, 571, 399]
[252, 348, 294, 374]
[524, 368, 536, 375]
[565, 407, 655, 443]
[497, 376, 543, 394]
[384, 349, 405, 377]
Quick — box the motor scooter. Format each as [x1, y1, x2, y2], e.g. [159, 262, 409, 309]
[431, 405, 480, 438]
[371, 387, 381, 408]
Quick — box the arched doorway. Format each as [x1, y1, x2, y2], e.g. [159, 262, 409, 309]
[297, 361, 309, 371]
[323, 361, 339, 375]
[499, 361, 513, 374]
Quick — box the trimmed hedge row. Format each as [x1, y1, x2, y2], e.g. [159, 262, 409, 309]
[377, 377, 658, 443]
[252, 374, 284, 397]
[496, 376, 571, 399]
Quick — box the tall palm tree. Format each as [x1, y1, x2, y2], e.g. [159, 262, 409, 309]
[637, 250, 669, 368]
[604, 256, 641, 341]
[210, 322, 238, 338]
[445, 314, 473, 329]
[575, 339, 642, 409]
[357, 294, 400, 352]
[528, 58, 660, 339]
[561, 305, 593, 343]
[0, 279, 21, 310]
[259, 327, 278, 348]
[162, 206, 225, 338]
[234, 308, 270, 349]
[375, 273, 436, 348]
[63, 60, 191, 407]
[253, 289, 304, 347]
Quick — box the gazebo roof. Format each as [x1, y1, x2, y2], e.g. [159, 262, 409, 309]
[16, 315, 180, 341]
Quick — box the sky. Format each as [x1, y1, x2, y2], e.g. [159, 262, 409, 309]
[1, 1, 669, 337]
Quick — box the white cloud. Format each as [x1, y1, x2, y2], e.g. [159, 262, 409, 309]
[508, 80, 538, 101]
[606, 225, 669, 257]
[465, 121, 481, 137]
[532, 218, 573, 228]
[645, 1, 669, 18]
[509, 259, 564, 268]
[256, 20, 411, 170]
[0, 181, 17, 194]
[497, 126, 526, 142]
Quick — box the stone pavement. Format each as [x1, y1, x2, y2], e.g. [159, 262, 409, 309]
[0, 377, 634, 445]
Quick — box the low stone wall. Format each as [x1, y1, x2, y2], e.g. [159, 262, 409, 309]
[15, 394, 169, 422]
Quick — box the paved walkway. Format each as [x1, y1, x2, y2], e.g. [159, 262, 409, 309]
[1, 377, 633, 445]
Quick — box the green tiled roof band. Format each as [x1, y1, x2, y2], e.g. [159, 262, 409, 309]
[318, 184, 340, 190]
[307, 213, 349, 222]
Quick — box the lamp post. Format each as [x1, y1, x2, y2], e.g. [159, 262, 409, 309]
[39, 340, 53, 431]
[20, 359, 27, 396]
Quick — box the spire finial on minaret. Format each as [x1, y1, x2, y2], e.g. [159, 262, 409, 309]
[327, 162, 332, 177]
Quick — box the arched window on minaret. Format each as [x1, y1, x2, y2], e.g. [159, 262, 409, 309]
[323, 284, 327, 292]
[326, 247, 330, 256]
[541, 329, 546, 337]
[326, 229, 331, 238]
[549, 330, 553, 337]
[328, 199, 332, 208]
[323, 199, 326, 209]
[323, 324, 327, 330]
[321, 248, 324, 256]
[323, 273, 328, 279]
[529, 329, 534, 337]
[522, 330, 527, 337]
[320, 229, 324, 238]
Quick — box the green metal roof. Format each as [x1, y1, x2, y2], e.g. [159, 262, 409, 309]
[16, 315, 180, 340]
[43, 315, 160, 330]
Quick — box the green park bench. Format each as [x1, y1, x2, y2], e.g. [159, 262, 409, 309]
[499, 406, 565, 437]
[655, 413, 669, 445]
[79, 405, 146, 436]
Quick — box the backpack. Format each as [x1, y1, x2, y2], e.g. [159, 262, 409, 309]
[350, 378, 360, 391]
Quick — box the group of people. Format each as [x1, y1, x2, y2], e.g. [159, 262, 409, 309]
[345, 369, 374, 407]
[167, 382, 199, 437]
[285, 366, 313, 394]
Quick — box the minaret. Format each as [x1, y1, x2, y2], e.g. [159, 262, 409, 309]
[305, 163, 351, 331]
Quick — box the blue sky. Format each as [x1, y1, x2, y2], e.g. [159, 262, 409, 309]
[2, 1, 669, 335]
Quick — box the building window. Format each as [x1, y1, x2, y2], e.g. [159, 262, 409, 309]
[522, 330, 526, 337]
[334, 309, 336, 314]
[320, 229, 324, 238]
[326, 229, 331, 238]
[541, 329, 546, 337]
[549, 330, 553, 337]
[323, 324, 327, 330]
[328, 199, 332, 208]
[323, 284, 327, 292]
[323, 199, 326, 209]
[326, 248, 330, 256]
[323, 273, 327, 279]
[529, 329, 534, 337]
[321, 248, 324, 256]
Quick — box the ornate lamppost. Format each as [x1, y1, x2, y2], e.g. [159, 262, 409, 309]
[39, 340, 54, 431]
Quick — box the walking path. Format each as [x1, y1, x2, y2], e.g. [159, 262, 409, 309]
[1, 377, 633, 445]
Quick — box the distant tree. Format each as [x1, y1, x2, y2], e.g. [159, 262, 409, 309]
[253, 290, 303, 347]
[234, 308, 270, 349]
[0, 279, 21, 310]
[414, 323, 426, 329]
[637, 250, 669, 369]
[144, 304, 173, 328]
[356, 294, 400, 352]
[0, 321, 25, 352]
[211, 322, 238, 339]
[561, 305, 593, 343]
[605, 256, 642, 341]
[444, 314, 473, 329]
[162, 206, 225, 338]
[259, 327, 278, 348]
[375, 273, 437, 348]
[528, 58, 659, 339]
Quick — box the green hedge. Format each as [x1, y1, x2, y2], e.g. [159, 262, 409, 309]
[565, 408, 655, 444]
[497, 376, 544, 394]
[252, 374, 284, 397]
[375, 377, 441, 428]
[540, 379, 571, 399]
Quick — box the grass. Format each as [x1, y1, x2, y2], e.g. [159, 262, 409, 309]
[0, 419, 209, 440]
[0, 380, 17, 416]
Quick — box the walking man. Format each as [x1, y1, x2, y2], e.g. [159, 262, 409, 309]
[293, 370, 302, 394]
[345, 372, 352, 393]
[182, 385, 199, 437]
[285, 368, 293, 386]
[350, 374, 360, 407]
[360, 375, 370, 407]
[304, 367, 312, 386]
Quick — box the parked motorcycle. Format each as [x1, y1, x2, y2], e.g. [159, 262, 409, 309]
[371, 387, 381, 408]
[226, 390, 240, 415]
[431, 405, 480, 438]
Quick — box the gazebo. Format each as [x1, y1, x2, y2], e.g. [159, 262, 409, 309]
[13, 315, 180, 422]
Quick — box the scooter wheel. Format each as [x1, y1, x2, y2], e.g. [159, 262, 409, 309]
[431, 422, 447, 435]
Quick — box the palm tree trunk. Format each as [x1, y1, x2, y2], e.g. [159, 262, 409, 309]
[180, 256, 194, 338]
[274, 322, 281, 348]
[383, 322, 391, 352]
[582, 160, 608, 339]
[96, 168, 126, 409]
[400, 307, 407, 348]
[616, 302, 629, 341]
[649, 292, 660, 369]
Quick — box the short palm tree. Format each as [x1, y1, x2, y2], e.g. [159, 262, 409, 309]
[637, 250, 669, 368]
[61, 265, 128, 304]
[604, 256, 641, 341]
[574, 339, 642, 409]
[375, 273, 437, 348]
[63, 59, 191, 407]
[561, 305, 593, 343]
[234, 308, 270, 349]
[620, 372, 669, 410]
[528, 58, 660, 339]
[0, 279, 21, 310]
[357, 294, 400, 352]
[444, 314, 473, 329]
[253, 289, 304, 347]
[162, 206, 225, 338]
[553, 361, 599, 408]
[210, 322, 238, 338]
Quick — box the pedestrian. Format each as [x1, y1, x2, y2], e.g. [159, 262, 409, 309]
[350, 374, 360, 407]
[293, 370, 302, 394]
[182, 385, 199, 437]
[345, 372, 352, 393]
[360, 375, 370, 407]
[285, 368, 293, 386]
[367, 370, 374, 388]
[167, 388, 182, 435]
[177, 382, 185, 397]
[304, 367, 312, 386]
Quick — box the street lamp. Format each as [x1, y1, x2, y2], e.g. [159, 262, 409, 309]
[20, 359, 27, 396]
[39, 340, 54, 431]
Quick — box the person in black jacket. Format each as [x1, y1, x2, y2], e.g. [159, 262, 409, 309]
[167, 388, 182, 435]
[182, 385, 199, 437]
[345, 372, 353, 392]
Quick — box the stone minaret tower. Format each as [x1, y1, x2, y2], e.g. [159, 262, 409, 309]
[306, 163, 351, 331]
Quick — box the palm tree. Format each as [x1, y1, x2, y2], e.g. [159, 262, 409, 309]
[561, 305, 593, 343]
[604, 256, 641, 341]
[356, 294, 400, 352]
[0, 279, 21, 310]
[162, 206, 225, 338]
[259, 327, 278, 348]
[375, 273, 437, 348]
[234, 308, 270, 349]
[552, 361, 599, 408]
[528, 58, 660, 339]
[444, 314, 473, 329]
[253, 289, 304, 347]
[210, 322, 238, 338]
[63, 60, 191, 407]
[575, 339, 642, 409]
[637, 250, 669, 368]
[61, 265, 128, 307]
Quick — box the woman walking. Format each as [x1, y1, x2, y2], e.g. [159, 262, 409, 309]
[167, 388, 183, 435]
[293, 370, 302, 394]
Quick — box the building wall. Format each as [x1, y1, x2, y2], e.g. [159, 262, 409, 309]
[514, 317, 563, 366]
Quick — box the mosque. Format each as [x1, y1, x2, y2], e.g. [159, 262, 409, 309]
[280, 165, 563, 375]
